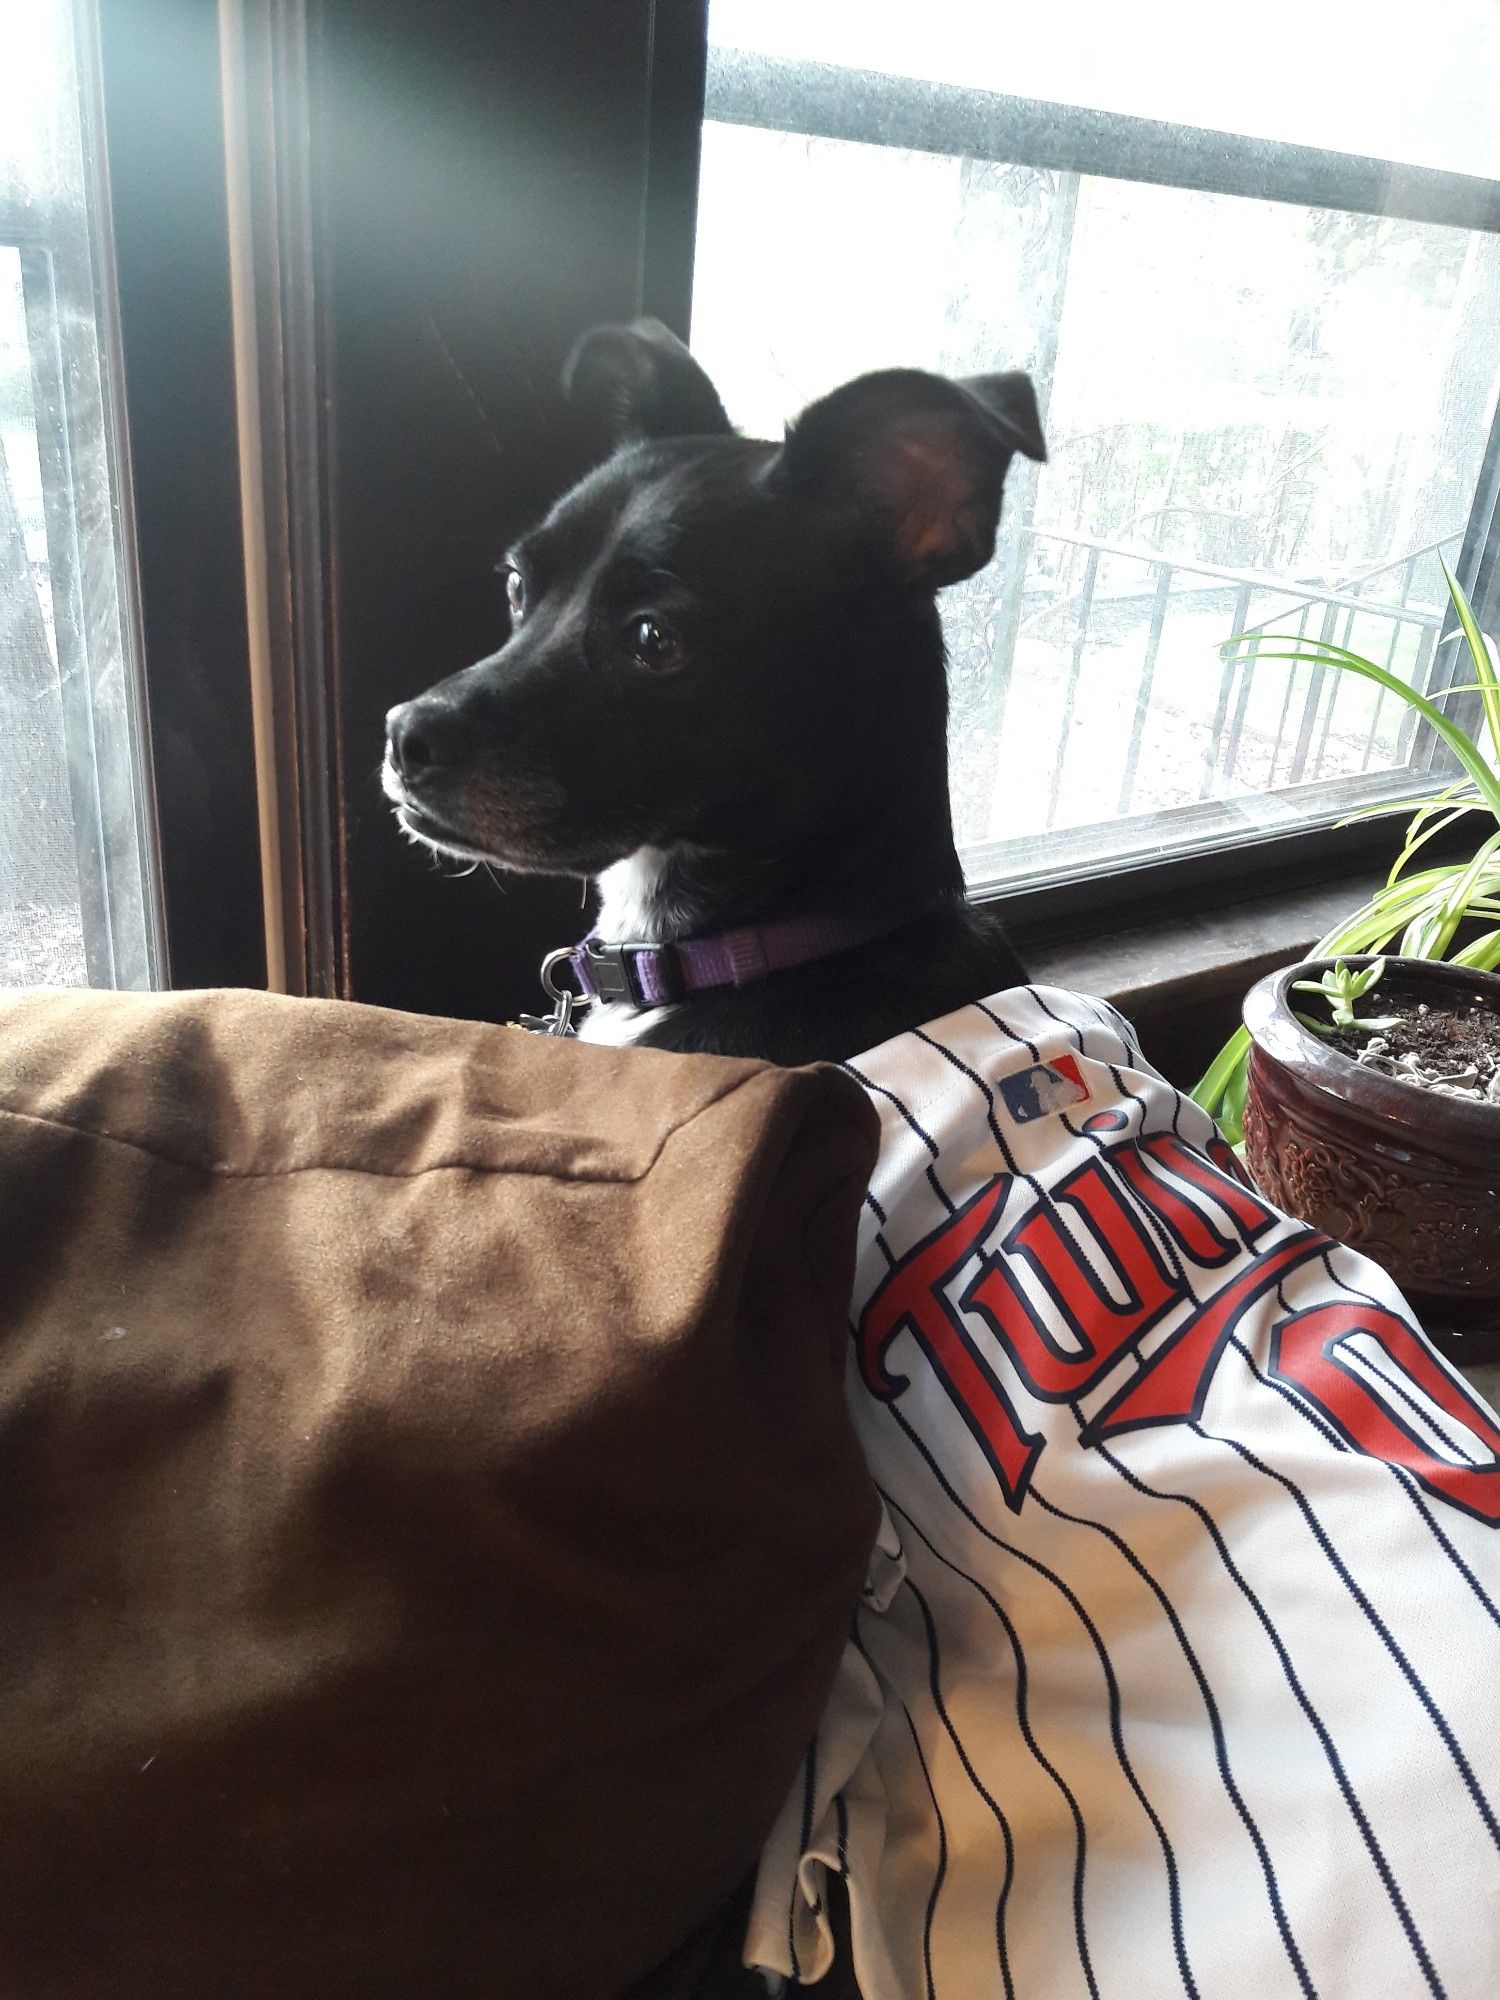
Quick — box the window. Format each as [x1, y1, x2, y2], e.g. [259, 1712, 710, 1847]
[2, 0, 703, 1022]
[691, 0, 1500, 897]
[15, 1, 1494, 1018]
[0, 0, 161, 987]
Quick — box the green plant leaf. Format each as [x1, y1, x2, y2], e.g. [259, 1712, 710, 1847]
[1389, 793, 1488, 886]
[1452, 927, 1500, 971]
[1219, 639, 1500, 821]
[1401, 907, 1444, 958]
[1408, 828, 1500, 960]
[1305, 866, 1500, 968]
[1337, 783, 1479, 826]
[1417, 679, 1496, 701]
[1190, 1024, 1251, 1142]
[1442, 557, 1500, 765]
[1219, 1052, 1250, 1145]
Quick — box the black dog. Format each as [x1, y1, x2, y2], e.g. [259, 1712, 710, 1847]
[384, 319, 1045, 1068]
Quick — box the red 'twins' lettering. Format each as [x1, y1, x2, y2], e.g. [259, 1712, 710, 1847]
[857, 1135, 1499, 1521]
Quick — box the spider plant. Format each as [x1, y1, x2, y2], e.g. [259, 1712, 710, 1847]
[1192, 560, 1500, 1144]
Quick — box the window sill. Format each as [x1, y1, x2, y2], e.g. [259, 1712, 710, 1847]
[1021, 869, 1384, 1086]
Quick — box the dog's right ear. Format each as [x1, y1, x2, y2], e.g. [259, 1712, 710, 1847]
[563, 317, 733, 453]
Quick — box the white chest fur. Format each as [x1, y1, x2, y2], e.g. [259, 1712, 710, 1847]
[574, 848, 684, 1048]
[575, 1001, 666, 1047]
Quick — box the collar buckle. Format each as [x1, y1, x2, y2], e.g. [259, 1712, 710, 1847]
[579, 938, 683, 1009]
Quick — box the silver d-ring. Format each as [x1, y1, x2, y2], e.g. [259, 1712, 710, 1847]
[540, 946, 587, 1005]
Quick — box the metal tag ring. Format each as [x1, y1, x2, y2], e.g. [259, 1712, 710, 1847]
[540, 946, 588, 1006]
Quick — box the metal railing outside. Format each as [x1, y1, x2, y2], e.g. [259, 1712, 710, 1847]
[1000, 526, 1457, 829]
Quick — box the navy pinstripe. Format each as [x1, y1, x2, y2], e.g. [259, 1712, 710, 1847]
[856, 1152, 1080, 1992]
[856, 1072, 1312, 2000]
[844, 1060, 959, 1217]
[1190, 1419, 1500, 1852]
[1317, 1253, 1500, 1633]
[853, 1628, 948, 2000]
[874, 1013, 1412, 1998]
[1227, 1331, 1351, 1452]
[1027, 1480, 1316, 1997]
[892, 1564, 1020, 2000]
[1014, 988, 1469, 1991]
[1097, 1440, 1447, 1999]
[883, 1474, 1195, 2000]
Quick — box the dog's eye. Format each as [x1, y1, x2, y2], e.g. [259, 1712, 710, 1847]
[505, 569, 525, 620]
[628, 616, 682, 673]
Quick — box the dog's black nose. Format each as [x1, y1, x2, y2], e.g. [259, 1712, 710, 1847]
[386, 698, 467, 781]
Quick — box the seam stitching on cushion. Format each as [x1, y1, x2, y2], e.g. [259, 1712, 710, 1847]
[0, 1068, 779, 1186]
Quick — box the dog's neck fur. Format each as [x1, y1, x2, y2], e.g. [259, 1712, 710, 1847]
[577, 629, 973, 1053]
[581, 742, 969, 1049]
[593, 784, 964, 950]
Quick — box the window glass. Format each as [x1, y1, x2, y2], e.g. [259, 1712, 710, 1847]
[0, 0, 161, 985]
[693, 2, 1500, 890]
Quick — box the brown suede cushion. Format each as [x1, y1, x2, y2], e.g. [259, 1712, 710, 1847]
[0, 988, 880, 1999]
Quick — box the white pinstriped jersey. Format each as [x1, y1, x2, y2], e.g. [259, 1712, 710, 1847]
[748, 987, 1500, 2000]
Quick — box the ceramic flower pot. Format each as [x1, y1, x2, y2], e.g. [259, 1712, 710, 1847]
[1242, 956, 1500, 1354]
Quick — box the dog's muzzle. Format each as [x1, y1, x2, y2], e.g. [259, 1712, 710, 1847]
[385, 696, 470, 787]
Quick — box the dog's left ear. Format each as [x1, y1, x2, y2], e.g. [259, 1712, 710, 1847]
[776, 367, 1046, 588]
[563, 317, 733, 451]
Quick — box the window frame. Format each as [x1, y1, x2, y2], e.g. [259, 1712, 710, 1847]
[313, 0, 713, 1026]
[96, 0, 267, 991]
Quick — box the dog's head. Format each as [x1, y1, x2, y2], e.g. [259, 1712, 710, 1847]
[384, 319, 1044, 877]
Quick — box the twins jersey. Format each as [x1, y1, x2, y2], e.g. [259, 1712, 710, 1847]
[747, 987, 1500, 1999]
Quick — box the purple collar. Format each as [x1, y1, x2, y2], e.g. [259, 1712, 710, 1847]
[567, 908, 921, 1010]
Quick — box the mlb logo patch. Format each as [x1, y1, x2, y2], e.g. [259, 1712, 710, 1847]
[998, 1053, 1089, 1124]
